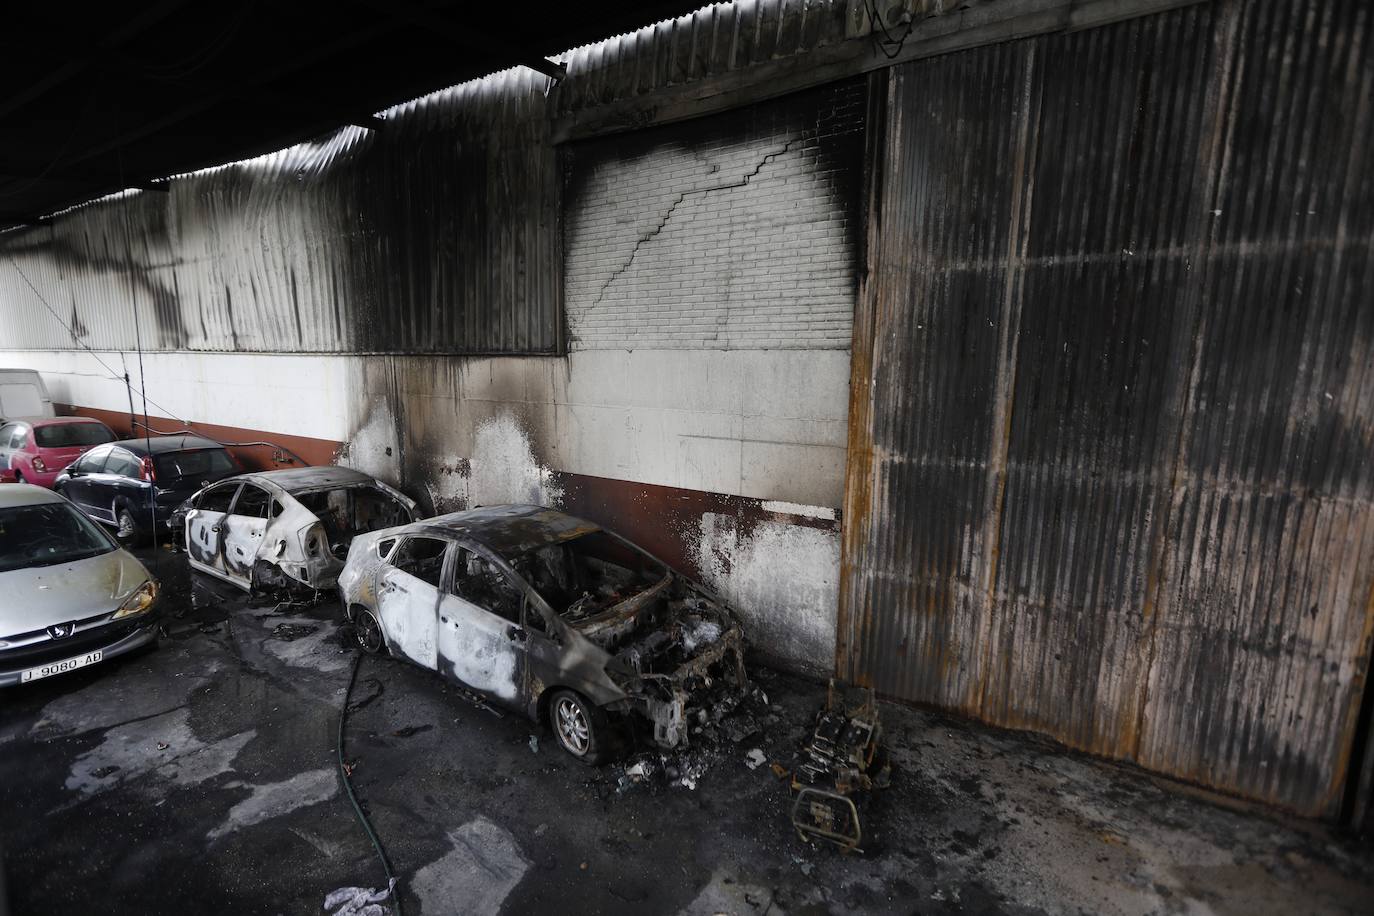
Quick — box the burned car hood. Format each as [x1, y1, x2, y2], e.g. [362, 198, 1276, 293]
[567, 575, 743, 678]
[0, 549, 150, 637]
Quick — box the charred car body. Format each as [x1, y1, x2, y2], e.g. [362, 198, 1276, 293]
[178, 467, 417, 592]
[338, 505, 746, 763]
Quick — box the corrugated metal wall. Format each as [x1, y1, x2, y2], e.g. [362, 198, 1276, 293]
[0, 68, 559, 354]
[840, 0, 1374, 818]
[0, 0, 1173, 357]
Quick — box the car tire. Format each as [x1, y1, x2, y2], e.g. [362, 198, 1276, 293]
[13, 470, 23, 483]
[115, 505, 143, 544]
[352, 607, 386, 655]
[549, 689, 609, 766]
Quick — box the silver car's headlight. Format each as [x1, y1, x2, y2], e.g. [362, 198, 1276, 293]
[113, 580, 159, 619]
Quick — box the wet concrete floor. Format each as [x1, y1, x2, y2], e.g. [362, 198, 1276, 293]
[1, 545, 1371, 915]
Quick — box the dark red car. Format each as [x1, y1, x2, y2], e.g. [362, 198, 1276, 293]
[0, 417, 116, 489]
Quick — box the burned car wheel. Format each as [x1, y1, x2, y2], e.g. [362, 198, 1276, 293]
[353, 608, 385, 655]
[550, 690, 608, 765]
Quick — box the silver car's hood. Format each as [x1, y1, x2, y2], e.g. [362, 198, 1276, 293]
[0, 548, 150, 638]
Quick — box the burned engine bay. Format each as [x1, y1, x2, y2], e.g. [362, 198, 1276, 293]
[515, 532, 747, 749]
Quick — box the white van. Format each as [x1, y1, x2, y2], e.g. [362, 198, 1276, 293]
[0, 369, 54, 423]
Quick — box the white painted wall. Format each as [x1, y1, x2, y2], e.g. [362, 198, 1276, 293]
[5, 348, 847, 507]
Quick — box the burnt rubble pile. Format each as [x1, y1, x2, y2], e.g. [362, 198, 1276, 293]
[608, 674, 786, 793]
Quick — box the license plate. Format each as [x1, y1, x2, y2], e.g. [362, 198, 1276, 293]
[20, 650, 103, 683]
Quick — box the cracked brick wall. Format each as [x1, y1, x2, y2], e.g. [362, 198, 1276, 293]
[563, 80, 866, 352]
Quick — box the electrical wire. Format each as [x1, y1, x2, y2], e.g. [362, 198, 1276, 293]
[4, 254, 192, 425]
[863, 0, 918, 60]
[338, 651, 403, 915]
[129, 420, 312, 467]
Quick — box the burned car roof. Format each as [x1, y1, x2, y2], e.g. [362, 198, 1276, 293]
[401, 505, 603, 561]
[238, 466, 379, 493]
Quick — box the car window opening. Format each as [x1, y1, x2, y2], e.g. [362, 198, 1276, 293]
[390, 536, 445, 588]
[296, 486, 414, 559]
[454, 549, 524, 623]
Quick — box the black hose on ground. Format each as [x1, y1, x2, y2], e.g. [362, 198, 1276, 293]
[337, 650, 403, 915]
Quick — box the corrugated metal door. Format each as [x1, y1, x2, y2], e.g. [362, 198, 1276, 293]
[840, 0, 1374, 818]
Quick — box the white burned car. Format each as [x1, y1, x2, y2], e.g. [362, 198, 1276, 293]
[180, 467, 417, 591]
[338, 505, 746, 763]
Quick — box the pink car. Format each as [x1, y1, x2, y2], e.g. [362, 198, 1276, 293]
[0, 417, 116, 488]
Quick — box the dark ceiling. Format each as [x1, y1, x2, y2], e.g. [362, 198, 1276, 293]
[0, 1, 704, 231]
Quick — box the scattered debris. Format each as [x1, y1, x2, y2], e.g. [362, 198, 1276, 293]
[389, 725, 433, 739]
[528, 735, 539, 754]
[606, 682, 778, 794]
[789, 680, 891, 853]
[323, 878, 396, 916]
[156, 742, 170, 751]
[271, 622, 319, 641]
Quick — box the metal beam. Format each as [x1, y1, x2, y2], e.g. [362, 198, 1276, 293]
[551, 0, 1206, 144]
[352, 0, 567, 80]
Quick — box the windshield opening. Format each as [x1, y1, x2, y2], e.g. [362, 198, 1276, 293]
[0, 502, 118, 573]
[34, 423, 115, 449]
[513, 531, 665, 622]
[154, 448, 235, 483]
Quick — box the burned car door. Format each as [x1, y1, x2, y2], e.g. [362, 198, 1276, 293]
[376, 535, 448, 669]
[220, 483, 273, 588]
[436, 548, 528, 708]
[184, 482, 240, 577]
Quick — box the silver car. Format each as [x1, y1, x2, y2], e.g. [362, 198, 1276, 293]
[180, 467, 418, 592]
[339, 505, 746, 764]
[0, 484, 160, 687]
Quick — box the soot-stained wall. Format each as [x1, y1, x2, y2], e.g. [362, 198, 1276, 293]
[0, 79, 869, 677]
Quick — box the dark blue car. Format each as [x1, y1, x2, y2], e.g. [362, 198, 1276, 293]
[54, 434, 240, 542]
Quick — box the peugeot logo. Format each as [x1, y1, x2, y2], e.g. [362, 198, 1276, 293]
[48, 623, 75, 639]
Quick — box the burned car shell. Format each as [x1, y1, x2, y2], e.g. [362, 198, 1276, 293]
[181, 466, 417, 592]
[338, 505, 746, 751]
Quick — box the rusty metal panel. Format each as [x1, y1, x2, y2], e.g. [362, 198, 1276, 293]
[842, 39, 1034, 717]
[842, 0, 1374, 818]
[978, 3, 1219, 759]
[1135, 0, 1374, 818]
[0, 68, 560, 355]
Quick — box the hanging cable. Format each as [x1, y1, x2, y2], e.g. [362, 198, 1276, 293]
[130, 420, 312, 467]
[864, 0, 918, 60]
[4, 255, 192, 425]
